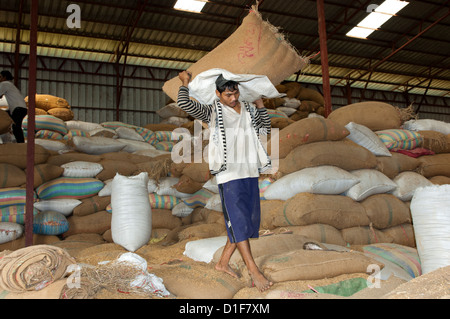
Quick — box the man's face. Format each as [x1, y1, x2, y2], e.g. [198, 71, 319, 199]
[216, 88, 240, 108]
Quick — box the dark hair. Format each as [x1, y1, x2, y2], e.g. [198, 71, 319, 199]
[215, 74, 239, 93]
[1, 71, 13, 81]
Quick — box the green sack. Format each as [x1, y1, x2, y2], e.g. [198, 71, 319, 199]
[303, 277, 368, 297]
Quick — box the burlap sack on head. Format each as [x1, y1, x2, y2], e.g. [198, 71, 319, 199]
[162, 6, 308, 102]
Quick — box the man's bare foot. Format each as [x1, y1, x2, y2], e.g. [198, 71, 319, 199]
[250, 270, 273, 292]
[215, 263, 240, 279]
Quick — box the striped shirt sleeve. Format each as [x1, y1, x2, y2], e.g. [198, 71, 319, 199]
[254, 107, 271, 135]
[177, 86, 213, 123]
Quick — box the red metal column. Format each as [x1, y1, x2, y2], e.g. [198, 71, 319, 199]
[316, 0, 332, 117]
[25, 0, 38, 247]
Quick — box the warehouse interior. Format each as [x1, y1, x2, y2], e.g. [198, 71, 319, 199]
[0, 0, 449, 301]
[0, 0, 449, 126]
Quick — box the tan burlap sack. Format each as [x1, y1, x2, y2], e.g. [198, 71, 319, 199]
[298, 100, 322, 112]
[381, 223, 415, 247]
[279, 140, 377, 174]
[178, 223, 226, 241]
[0, 109, 13, 134]
[162, 6, 307, 102]
[341, 226, 394, 245]
[419, 130, 450, 154]
[273, 193, 370, 230]
[73, 195, 111, 217]
[135, 156, 172, 182]
[46, 151, 102, 166]
[296, 87, 324, 105]
[174, 174, 204, 194]
[328, 101, 402, 131]
[361, 194, 412, 229]
[182, 161, 211, 183]
[260, 199, 284, 230]
[429, 175, 450, 185]
[269, 117, 349, 159]
[152, 209, 182, 230]
[28, 163, 64, 189]
[1, 279, 67, 299]
[64, 210, 112, 237]
[375, 152, 419, 179]
[0, 245, 75, 293]
[25, 94, 70, 111]
[416, 153, 450, 178]
[213, 234, 324, 266]
[0, 234, 60, 251]
[0, 163, 26, 187]
[254, 249, 383, 283]
[47, 107, 74, 121]
[0, 144, 49, 169]
[50, 233, 106, 258]
[96, 159, 138, 181]
[279, 224, 347, 246]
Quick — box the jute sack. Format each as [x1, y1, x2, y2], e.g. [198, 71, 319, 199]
[46, 152, 102, 166]
[178, 223, 226, 241]
[152, 209, 182, 230]
[0, 144, 49, 169]
[279, 140, 377, 174]
[0, 234, 60, 251]
[278, 224, 347, 246]
[47, 107, 74, 121]
[296, 87, 324, 105]
[96, 159, 138, 181]
[268, 117, 349, 159]
[381, 223, 415, 247]
[182, 161, 211, 183]
[252, 249, 383, 283]
[25, 94, 70, 111]
[260, 199, 284, 230]
[419, 130, 450, 154]
[375, 152, 419, 179]
[416, 153, 450, 178]
[73, 195, 111, 217]
[29, 163, 64, 189]
[429, 175, 450, 185]
[274, 193, 370, 230]
[0, 164, 26, 187]
[212, 234, 324, 266]
[63, 210, 112, 237]
[328, 101, 402, 131]
[0, 109, 13, 134]
[155, 261, 245, 299]
[162, 6, 307, 102]
[361, 194, 412, 229]
[341, 226, 394, 245]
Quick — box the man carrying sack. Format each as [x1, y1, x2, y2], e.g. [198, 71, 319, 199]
[177, 68, 280, 292]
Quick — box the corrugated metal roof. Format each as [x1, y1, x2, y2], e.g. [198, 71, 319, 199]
[0, 0, 449, 102]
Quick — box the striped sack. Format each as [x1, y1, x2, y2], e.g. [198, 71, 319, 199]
[63, 129, 90, 140]
[35, 129, 64, 140]
[267, 109, 289, 119]
[36, 177, 104, 200]
[182, 188, 215, 208]
[376, 129, 423, 150]
[22, 115, 68, 135]
[0, 205, 39, 224]
[135, 126, 157, 144]
[155, 141, 176, 152]
[100, 121, 137, 130]
[0, 188, 36, 208]
[33, 211, 69, 235]
[363, 243, 422, 278]
[148, 193, 181, 209]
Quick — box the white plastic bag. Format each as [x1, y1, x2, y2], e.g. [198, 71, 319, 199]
[0, 222, 24, 244]
[345, 122, 391, 156]
[111, 172, 152, 252]
[33, 198, 82, 216]
[392, 171, 433, 201]
[61, 161, 103, 178]
[183, 236, 227, 263]
[345, 169, 397, 201]
[411, 185, 450, 274]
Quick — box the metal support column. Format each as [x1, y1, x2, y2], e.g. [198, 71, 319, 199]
[25, 0, 38, 247]
[316, 0, 332, 117]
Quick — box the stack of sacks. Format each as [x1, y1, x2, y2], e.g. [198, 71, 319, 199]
[156, 101, 190, 127]
[25, 94, 74, 121]
[262, 81, 325, 129]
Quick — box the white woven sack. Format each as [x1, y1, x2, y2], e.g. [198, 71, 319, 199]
[345, 122, 391, 156]
[111, 172, 152, 252]
[156, 177, 191, 198]
[33, 198, 82, 216]
[34, 138, 72, 152]
[283, 97, 301, 109]
[65, 120, 103, 132]
[203, 177, 219, 193]
[72, 136, 125, 154]
[0, 222, 24, 244]
[345, 169, 397, 201]
[263, 165, 360, 200]
[61, 161, 103, 178]
[115, 126, 145, 142]
[205, 194, 222, 212]
[411, 185, 450, 274]
[116, 138, 156, 153]
[392, 171, 434, 201]
[276, 106, 296, 116]
[172, 202, 194, 218]
[403, 119, 450, 135]
[183, 236, 227, 263]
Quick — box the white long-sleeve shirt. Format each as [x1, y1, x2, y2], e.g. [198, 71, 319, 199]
[0, 81, 26, 113]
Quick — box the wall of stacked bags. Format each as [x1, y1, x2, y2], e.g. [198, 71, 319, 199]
[1, 90, 450, 256]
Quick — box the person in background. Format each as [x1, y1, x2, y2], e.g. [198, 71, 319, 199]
[177, 70, 273, 292]
[0, 70, 27, 143]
